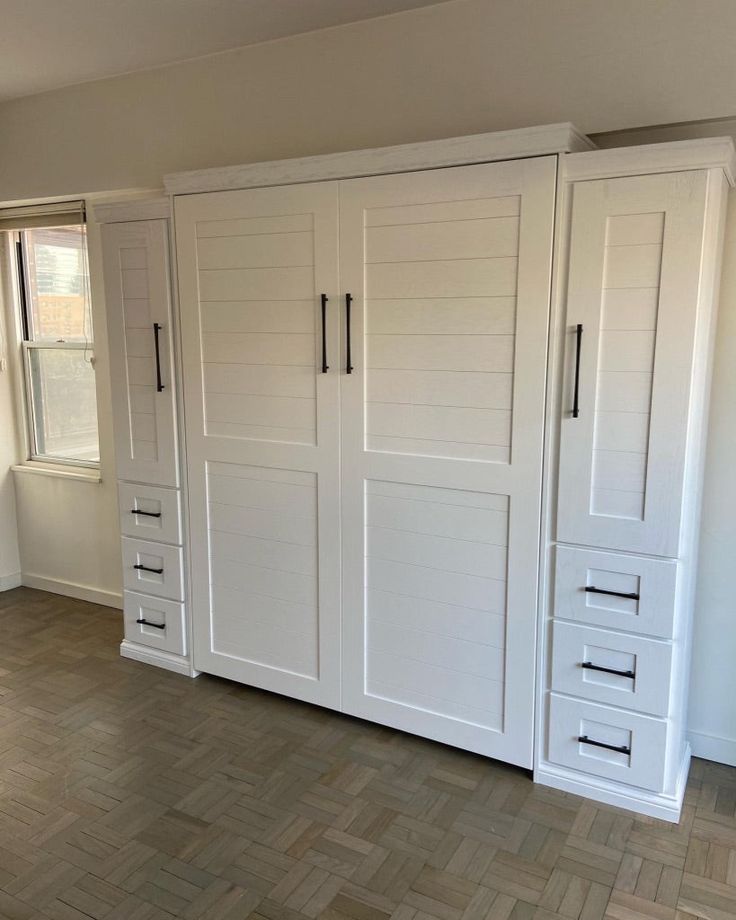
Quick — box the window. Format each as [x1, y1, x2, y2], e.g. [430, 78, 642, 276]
[12, 217, 99, 465]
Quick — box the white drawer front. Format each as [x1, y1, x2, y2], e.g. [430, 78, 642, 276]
[548, 693, 667, 793]
[551, 622, 672, 716]
[122, 537, 184, 601]
[554, 546, 678, 638]
[124, 591, 186, 656]
[118, 482, 182, 545]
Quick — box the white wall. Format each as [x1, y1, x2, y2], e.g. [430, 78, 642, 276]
[0, 0, 733, 758]
[0, 246, 21, 589]
[11, 220, 122, 607]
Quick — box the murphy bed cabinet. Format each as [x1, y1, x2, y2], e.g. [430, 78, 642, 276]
[97, 125, 735, 820]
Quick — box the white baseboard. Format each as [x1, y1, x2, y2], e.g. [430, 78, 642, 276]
[535, 745, 691, 823]
[120, 640, 196, 676]
[0, 572, 22, 592]
[21, 573, 123, 609]
[688, 730, 736, 768]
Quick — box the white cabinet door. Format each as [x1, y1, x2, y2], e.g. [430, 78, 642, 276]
[175, 183, 342, 709]
[557, 171, 708, 557]
[102, 219, 179, 487]
[339, 158, 556, 767]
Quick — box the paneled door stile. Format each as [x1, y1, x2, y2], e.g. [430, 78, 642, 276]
[339, 158, 557, 767]
[175, 182, 342, 708]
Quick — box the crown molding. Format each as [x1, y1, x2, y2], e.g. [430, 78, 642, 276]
[563, 137, 736, 186]
[92, 196, 170, 223]
[165, 123, 593, 195]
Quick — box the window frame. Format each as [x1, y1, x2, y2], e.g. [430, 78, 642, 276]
[13, 225, 100, 469]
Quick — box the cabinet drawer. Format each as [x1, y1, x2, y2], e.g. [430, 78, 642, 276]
[548, 693, 667, 792]
[124, 591, 186, 656]
[554, 546, 678, 638]
[551, 622, 672, 716]
[119, 482, 182, 545]
[121, 537, 184, 601]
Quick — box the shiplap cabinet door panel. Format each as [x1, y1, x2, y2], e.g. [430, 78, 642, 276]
[175, 183, 341, 708]
[102, 220, 179, 486]
[340, 157, 557, 767]
[557, 171, 708, 557]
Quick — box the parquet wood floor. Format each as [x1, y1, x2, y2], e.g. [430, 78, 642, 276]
[0, 587, 734, 920]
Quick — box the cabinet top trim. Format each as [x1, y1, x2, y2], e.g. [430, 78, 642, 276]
[564, 137, 736, 186]
[93, 196, 170, 223]
[163, 122, 593, 195]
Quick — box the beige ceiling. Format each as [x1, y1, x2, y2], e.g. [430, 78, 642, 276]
[0, 0, 447, 102]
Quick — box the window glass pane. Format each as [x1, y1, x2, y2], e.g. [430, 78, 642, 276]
[27, 347, 99, 462]
[24, 225, 90, 342]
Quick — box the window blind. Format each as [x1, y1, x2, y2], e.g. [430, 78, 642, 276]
[0, 200, 85, 231]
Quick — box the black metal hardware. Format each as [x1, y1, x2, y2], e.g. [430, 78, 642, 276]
[134, 564, 164, 574]
[345, 293, 353, 374]
[585, 586, 640, 601]
[321, 294, 329, 374]
[130, 509, 162, 518]
[153, 322, 164, 392]
[136, 618, 165, 630]
[577, 735, 631, 756]
[572, 323, 583, 418]
[582, 661, 636, 679]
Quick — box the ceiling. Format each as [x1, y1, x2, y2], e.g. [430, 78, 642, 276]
[0, 0, 446, 102]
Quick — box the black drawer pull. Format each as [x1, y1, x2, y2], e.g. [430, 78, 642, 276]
[136, 618, 165, 630]
[578, 735, 631, 756]
[153, 322, 165, 392]
[572, 323, 583, 418]
[585, 586, 640, 601]
[345, 292, 354, 374]
[130, 509, 162, 518]
[320, 294, 329, 374]
[582, 661, 635, 679]
[134, 564, 164, 574]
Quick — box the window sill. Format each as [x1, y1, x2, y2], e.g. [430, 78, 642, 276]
[11, 463, 101, 483]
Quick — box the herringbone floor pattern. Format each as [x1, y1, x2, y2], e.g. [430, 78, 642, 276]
[0, 588, 734, 920]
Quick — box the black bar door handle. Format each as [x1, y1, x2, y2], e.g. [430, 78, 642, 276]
[136, 618, 166, 630]
[572, 323, 582, 418]
[585, 586, 640, 601]
[578, 735, 631, 756]
[153, 322, 165, 392]
[130, 509, 162, 518]
[345, 293, 353, 374]
[134, 564, 164, 574]
[582, 661, 636, 679]
[320, 294, 329, 374]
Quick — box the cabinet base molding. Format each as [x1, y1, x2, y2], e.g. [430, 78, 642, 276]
[0, 572, 22, 592]
[22, 573, 122, 609]
[120, 640, 197, 677]
[535, 745, 691, 823]
[688, 730, 736, 768]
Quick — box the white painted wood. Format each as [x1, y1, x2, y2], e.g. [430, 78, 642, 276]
[548, 693, 668, 793]
[123, 591, 186, 656]
[176, 181, 341, 709]
[101, 219, 179, 487]
[118, 482, 183, 546]
[554, 546, 679, 639]
[165, 123, 592, 194]
[557, 171, 709, 557]
[120, 639, 192, 676]
[551, 622, 672, 716]
[121, 537, 184, 602]
[563, 137, 736, 186]
[93, 197, 170, 224]
[340, 157, 557, 767]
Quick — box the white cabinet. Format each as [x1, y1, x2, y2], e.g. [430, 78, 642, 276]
[102, 218, 179, 488]
[539, 149, 732, 821]
[173, 156, 557, 766]
[339, 158, 556, 767]
[98, 199, 191, 676]
[175, 182, 342, 709]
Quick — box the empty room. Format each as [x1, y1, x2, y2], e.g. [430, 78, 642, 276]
[0, 1, 734, 917]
